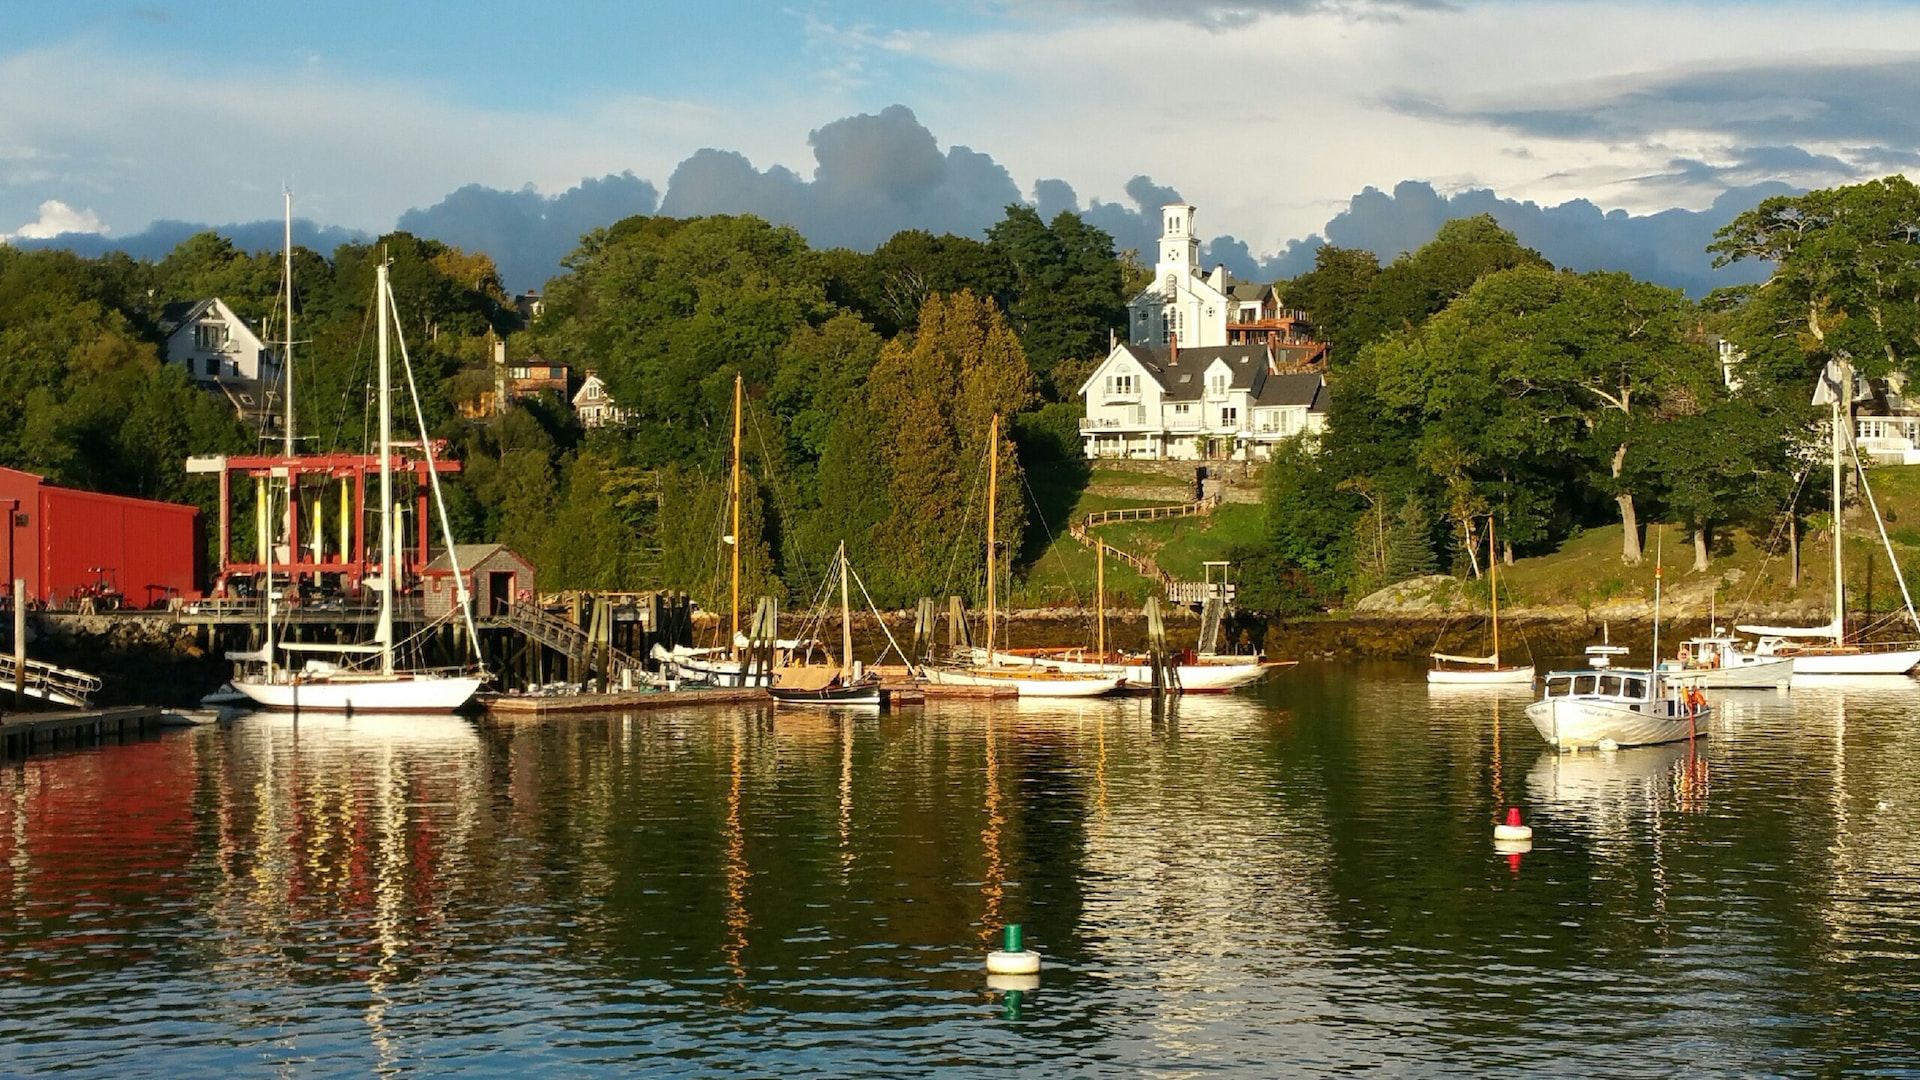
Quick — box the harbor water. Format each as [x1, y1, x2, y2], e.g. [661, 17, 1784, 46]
[4, 664, 1919, 1075]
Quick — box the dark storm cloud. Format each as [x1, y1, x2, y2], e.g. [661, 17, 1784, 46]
[1389, 56, 1920, 148]
[658, 105, 1022, 252]
[12, 218, 366, 261]
[1257, 179, 1792, 295]
[16, 105, 1790, 296]
[396, 173, 660, 290]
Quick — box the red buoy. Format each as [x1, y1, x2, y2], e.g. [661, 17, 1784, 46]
[1505, 807, 1522, 827]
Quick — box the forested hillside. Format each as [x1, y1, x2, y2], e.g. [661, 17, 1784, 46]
[3, 176, 1912, 617]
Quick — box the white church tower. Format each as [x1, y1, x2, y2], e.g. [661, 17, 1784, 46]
[1129, 203, 1231, 348]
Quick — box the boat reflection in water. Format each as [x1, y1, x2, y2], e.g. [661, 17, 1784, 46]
[1525, 739, 1711, 835]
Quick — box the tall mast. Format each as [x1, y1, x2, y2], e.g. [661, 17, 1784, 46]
[986, 413, 999, 659]
[1488, 517, 1499, 664]
[838, 541, 853, 680]
[1832, 362, 1848, 647]
[1096, 540, 1106, 659]
[262, 479, 275, 680]
[375, 260, 396, 676]
[730, 372, 743, 655]
[281, 189, 296, 456]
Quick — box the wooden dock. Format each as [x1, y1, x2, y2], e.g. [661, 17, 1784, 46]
[1, 706, 163, 755]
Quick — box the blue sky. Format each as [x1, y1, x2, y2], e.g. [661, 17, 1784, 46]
[2, 2, 1917, 256]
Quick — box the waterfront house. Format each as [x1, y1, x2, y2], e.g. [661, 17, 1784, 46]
[422, 543, 535, 618]
[159, 298, 280, 426]
[510, 355, 570, 401]
[1079, 341, 1328, 460]
[573, 372, 625, 428]
[1856, 375, 1920, 465]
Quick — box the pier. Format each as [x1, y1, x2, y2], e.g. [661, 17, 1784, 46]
[1, 705, 162, 755]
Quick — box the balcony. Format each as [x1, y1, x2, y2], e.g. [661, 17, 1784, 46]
[1080, 416, 1152, 433]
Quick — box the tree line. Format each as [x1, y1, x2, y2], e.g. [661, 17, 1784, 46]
[2, 176, 1909, 617]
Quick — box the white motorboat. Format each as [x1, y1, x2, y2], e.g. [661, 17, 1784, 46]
[1526, 668, 1711, 750]
[1660, 636, 1794, 688]
[1526, 536, 1709, 750]
[1428, 517, 1534, 686]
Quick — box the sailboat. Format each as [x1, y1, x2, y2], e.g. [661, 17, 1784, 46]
[227, 254, 486, 712]
[768, 542, 883, 706]
[1428, 517, 1534, 685]
[924, 415, 1124, 698]
[649, 373, 784, 687]
[1527, 537, 1711, 749]
[970, 539, 1292, 692]
[1736, 357, 1920, 675]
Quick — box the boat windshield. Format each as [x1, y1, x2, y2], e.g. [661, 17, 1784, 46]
[1574, 674, 1597, 695]
[1598, 674, 1622, 696]
[1624, 677, 1647, 698]
[1545, 675, 1572, 697]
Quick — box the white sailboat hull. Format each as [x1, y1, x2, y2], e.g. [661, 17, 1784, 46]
[233, 674, 483, 713]
[1427, 665, 1535, 686]
[1785, 649, 1920, 675]
[1661, 658, 1794, 688]
[925, 667, 1123, 697]
[1525, 697, 1709, 750]
[974, 650, 1277, 692]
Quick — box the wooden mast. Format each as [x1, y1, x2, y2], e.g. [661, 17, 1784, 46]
[838, 540, 853, 682]
[986, 414, 999, 660]
[1489, 517, 1499, 666]
[1097, 540, 1106, 659]
[730, 372, 743, 656]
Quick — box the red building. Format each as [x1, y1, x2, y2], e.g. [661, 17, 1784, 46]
[0, 467, 203, 608]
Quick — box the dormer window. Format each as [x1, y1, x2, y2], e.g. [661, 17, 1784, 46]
[1208, 373, 1228, 396]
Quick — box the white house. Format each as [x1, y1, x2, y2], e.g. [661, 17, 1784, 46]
[572, 371, 625, 428]
[1079, 341, 1328, 461]
[1126, 204, 1327, 361]
[159, 298, 280, 425]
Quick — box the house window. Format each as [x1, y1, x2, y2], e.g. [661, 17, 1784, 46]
[1134, 405, 1147, 424]
[1221, 407, 1238, 427]
[1174, 403, 1190, 415]
[194, 323, 228, 351]
[1208, 373, 1227, 396]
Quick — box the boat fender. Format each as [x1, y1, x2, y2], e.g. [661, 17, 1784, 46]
[1493, 806, 1533, 842]
[986, 923, 1042, 975]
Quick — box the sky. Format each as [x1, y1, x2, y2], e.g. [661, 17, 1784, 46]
[2, 1, 1916, 287]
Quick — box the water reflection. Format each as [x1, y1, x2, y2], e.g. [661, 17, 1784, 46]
[0, 668, 1918, 1074]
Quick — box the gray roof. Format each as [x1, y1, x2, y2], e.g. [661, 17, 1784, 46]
[1112, 343, 1326, 409]
[1227, 282, 1272, 302]
[158, 299, 216, 334]
[425, 543, 514, 573]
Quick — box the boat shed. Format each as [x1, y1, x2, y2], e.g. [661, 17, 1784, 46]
[422, 543, 535, 618]
[0, 466, 202, 608]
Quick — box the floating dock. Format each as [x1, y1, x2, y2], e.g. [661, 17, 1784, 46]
[1, 706, 163, 755]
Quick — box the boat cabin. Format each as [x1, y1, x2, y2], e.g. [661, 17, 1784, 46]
[1542, 670, 1650, 702]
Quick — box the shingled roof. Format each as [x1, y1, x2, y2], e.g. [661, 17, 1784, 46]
[1107, 343, 1326, 409]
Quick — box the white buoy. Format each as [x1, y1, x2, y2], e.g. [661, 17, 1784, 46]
[1493, 806, 1533, 842]
[987, 924, 1041, 975]
[1493, 837, 1533, 856]
[987, 972, 1041, 992]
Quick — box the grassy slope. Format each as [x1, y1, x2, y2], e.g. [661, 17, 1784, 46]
[1011, 464, 1262, 607]
[1444, 466, 1920, 618]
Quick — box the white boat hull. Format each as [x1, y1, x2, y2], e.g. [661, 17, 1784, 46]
[651, 644, 768, 686]
[1427, 666, 1534, 685]
[1784, 649, 1920, 676]
[1662, 658, 1794, 688]
[233, 674, 483, 713]
[925, 667, 1123, 697]
[974, 650, 1280, 692]
[1525, 697, 1709, 750]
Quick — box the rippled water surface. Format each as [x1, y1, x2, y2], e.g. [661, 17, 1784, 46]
[5, 665, 1920, 1076]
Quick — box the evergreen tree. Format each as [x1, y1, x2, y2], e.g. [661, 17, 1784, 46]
[1386, 494, 1440, 581]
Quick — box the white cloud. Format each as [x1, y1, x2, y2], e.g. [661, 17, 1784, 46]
[3, 198, 105, 241]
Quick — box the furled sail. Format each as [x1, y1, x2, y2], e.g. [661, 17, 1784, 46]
[1735, 619, 1843, 639]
